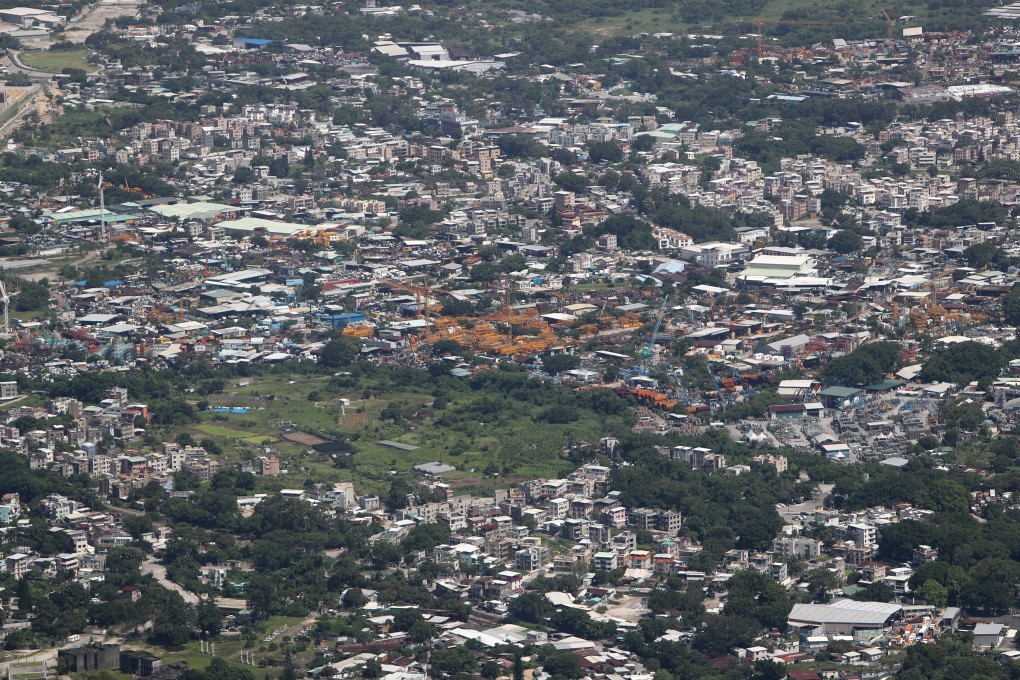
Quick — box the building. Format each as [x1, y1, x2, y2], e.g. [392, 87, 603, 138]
[257, 456, 280, 476]
[515, 545, 549, 571]
[787, 600, 903, 640]
[0, 7, 63, 27]
[974, 623, 1008, 650]
[773, 536, 823, 559]
[58, 643, 120, 673]
[6, 553, 29, 579]
[120, 650, 163, 676]
[752, 454, 788, 474]
[658, 510, 683, 533]
[592, 551, 619, 571]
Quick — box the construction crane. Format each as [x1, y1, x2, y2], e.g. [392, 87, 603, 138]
[744, 18, 841, 60]
[639, 295, 671, 366]
[0, 280, 10, 336]
[706, 362, 727, 409]
[379, 279, 453, 323]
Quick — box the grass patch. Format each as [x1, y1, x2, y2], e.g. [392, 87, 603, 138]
[573, 0, 989, 36]
[20, 47, 96, 73]
[140, 616, 309, 674]
[192, 423, 269, 440]
[176, 372, 632, 496]
[79, 671, 132, 680]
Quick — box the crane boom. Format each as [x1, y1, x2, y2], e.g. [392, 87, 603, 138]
[0, 280, 9, 336]
[745, 18, 841, 60]
[645, 295, 670, 366]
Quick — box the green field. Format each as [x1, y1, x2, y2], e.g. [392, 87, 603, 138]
[77, 616, 312, 679]
[180, 372, 631, 496]
[574, 0, 989, 36]
[20, 47, 96, 73]
[192, 423, 277, 443]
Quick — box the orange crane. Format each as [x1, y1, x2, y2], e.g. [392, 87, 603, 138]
[745, 19, 842, 60]
[379, 278, 462, 339]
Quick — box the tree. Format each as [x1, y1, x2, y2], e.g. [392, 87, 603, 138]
[15, 577, 32, 612]
[541, 354, 580, 375]
[964, 558, 1020, 613]
[909, 562, 969, 605]
[200, 659, 255, 680]
[386, 477, 415, 511]
[199, 438, 222, 456]
[342, 588, 367, 609]
[197, 596, 223, 638]
[1004, 286, 1020, 326]
[632, 135, 656, 152]
[553, 171, 590, 194]
[821, 341, 900, 386]
[431, 647, 478, 677]
[916, 579, 948, 608]
[407, 620, 435, 644]
[508, 591, 552, 623]
[401, 523, 451, 552]
[588, 141, 624, 164]
[269, 156, 290, 178]
[246, 574, 277, 620]
[921, 341, 1003, 386]
[370, 541, 402, 569]
[752, 660, 786, 680]
[232, 166, 255, 184]
[723, 570, 792, 629]
[320, 336, 362, 368]
[692, 615, 760, 656]
[107, 546, 146, 573]
[827, 229, 864, 254]
[281, 652, 298, 680]
[536, 405, 579, 424]
[543, 651, 584, 680]
[806, 567, 840, 600]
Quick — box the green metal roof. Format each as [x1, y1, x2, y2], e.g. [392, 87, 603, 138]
[818, 386, 863, 397]
[865, 380, 906, 391]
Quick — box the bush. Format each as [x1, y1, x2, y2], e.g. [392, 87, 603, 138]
[536, 405, 579, 424]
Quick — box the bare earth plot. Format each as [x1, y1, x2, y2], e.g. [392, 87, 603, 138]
[62, 0, 145, 44]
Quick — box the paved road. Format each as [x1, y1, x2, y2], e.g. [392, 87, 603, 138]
[141, 557, 200, 605]
[4, 52, 57, 79]
[0, 86, 42, 140]
[777, 483, 834, 522]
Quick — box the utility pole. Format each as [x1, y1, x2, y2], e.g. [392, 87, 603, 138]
[98, 170, 108, 245]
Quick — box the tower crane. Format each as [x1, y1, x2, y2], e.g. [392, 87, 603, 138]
[639, 295, 671, 366]
[744, 18, 841, 60]
[0, 280, 11, 336]
[379, 278, 458, 333]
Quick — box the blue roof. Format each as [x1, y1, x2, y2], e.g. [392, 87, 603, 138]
[103, 280, 123, 287]
[653, 259, 686, 275]
[239, 38, 272, 46]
